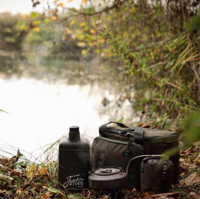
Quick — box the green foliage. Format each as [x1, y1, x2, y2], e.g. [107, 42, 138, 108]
[30, 11, 39, 19]
[0, 13, 24, 49]
[60, 0, 200, 130]
[2, 0, 200, 132]
[185, 15, 200, 32]
[182, 112, 200, 148]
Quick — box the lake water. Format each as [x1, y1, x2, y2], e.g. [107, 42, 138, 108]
[0, 53, 137, 160]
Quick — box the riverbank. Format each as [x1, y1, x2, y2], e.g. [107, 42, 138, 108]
[0, 141, 199, 199]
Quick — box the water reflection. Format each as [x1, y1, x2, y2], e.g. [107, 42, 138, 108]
[0, 50, 137, 160]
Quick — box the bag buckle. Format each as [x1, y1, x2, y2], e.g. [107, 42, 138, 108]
[120, 128, 135, 136]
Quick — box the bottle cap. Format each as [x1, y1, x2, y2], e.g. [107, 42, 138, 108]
[70, 126, 79, 132]
[69, 126, 80, 142]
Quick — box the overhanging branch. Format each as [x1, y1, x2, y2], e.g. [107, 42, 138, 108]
[68, 0, 129, 16]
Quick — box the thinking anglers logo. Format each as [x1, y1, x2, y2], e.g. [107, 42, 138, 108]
[63, 174, 85, 188]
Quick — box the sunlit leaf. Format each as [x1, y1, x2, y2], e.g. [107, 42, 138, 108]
[184, 172, 200, 186]
[26, 164, 37, 179]
[38, 167, 47, 175]
[33, 20, 41, 25]
[70, 20, 75, 26]
[77, 42, 86, 47]
[122, 31, 128, 38]
[81, 0, 88, 4]
[99, 38, 105, 43]
[22, 14, 29, 19]
[106, 52, 113, 57]
[30, 11, 38, 19]
[66, 28, 72, 34]
[50, 16, 57, 21]
[44, 19, 50, 24]
[81, 50, 87, 55]
[33, 27, 40, 32]
[76, 32, 85, 40]
[90, 29, 96, 34]
[57, 3, 64, 7]
[80, 22, 86, 27]
[41, 192, 53, 199]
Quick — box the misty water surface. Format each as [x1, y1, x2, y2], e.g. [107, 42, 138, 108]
[0, 50, 137, 160]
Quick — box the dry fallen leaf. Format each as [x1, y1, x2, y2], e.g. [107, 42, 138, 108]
[26, 164, 37, 179]
[157, 196, 170, 199]
[16, 188, 23, 194]
[132, 188, 137, 192]
[182, 147, 192, 154]
[41, 192, 53, 199]
[38, 167, 47, 176]
[194, 154, 200, 165]
[190, 192, 197, 197]
[150, 192, 179, 198]
[102, 195, 109, 199]
[57, 3, 64, 7]
[184, 172, 200, 186]
[0, 157, 9, 165]
[193, 141, 200, 147]
[190, 164, 198, 169]
[81, 0, 88, 4]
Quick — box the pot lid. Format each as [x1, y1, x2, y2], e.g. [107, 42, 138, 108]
[94, 168, 121, 176]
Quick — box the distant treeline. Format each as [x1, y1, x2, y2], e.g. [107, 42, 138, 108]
[0, 12, 24, 50]
[0, 12, 82, 60]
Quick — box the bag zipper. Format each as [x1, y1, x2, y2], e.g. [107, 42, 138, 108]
[95, 136, 134, 145]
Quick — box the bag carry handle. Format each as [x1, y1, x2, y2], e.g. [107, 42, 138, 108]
[99, 121, 144, 144]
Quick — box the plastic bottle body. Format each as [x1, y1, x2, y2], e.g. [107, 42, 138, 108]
[58, 127, 90, 189]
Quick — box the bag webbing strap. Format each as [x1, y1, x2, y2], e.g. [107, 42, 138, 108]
[99, 121, 129, 136]
[134, 127, 144, 145]
[99, 122, 144, 145]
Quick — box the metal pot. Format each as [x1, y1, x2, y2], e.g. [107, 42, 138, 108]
[88, 167, 127, 190]
[89, 155, 164, 191]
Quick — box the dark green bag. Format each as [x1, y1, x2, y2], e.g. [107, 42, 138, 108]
[92, 122, 179, 190]
[134, 128, 179, 184]
[92, 122, 144, 190]
[140, 157, 174, 193]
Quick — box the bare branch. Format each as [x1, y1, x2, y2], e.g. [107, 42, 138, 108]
[68, 0, 129, 16]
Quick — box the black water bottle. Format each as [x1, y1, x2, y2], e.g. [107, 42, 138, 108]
[58, 126, 90, 190]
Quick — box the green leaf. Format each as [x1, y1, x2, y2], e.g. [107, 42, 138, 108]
[182, 112, 200, 148]
[117, 117, 124, 123]
[44, 19, 50, 24]
[185, 15, 200, 31]
[43, 186, 63, 194]
[151, 104, 157, 112]
[30, 11, 38, 19]
[34, 20, 41, 25]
